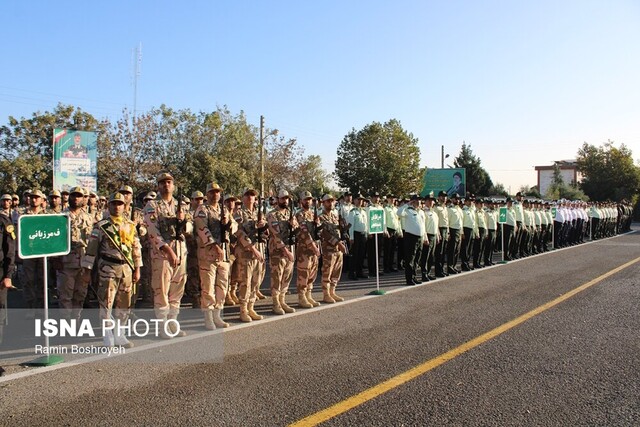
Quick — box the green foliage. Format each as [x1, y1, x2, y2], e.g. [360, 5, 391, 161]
[576, 140, 640, 201]
[544, 163, 588, 201]
[452, 142, 493, 196]
[335, 119, 421, 197]
[488, 182, 508, 197]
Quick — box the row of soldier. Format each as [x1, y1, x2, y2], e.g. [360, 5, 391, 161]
[0, 181, 634, 347]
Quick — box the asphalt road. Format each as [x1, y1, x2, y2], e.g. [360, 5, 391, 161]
[1, 229, 639, 426]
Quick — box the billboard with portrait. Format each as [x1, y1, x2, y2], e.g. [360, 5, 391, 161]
[420, 168, 466, 198]
[53, 129, 98, 192]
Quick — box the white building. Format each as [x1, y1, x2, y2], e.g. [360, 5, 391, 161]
[535, 160, 582, 197]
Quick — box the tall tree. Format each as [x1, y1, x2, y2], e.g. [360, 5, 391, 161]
[576, 140, 640, 201]
[335, 119, 421, 196]
[452, 142, 493, 196]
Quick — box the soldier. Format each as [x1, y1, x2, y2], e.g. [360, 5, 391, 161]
[144, 172, 192, 338]
[419, 192, 439, 281]
[82, 193, 141, 347]
[504, 198, 518, 260]
[483, 200, 498, 266]
[434, 191, 449, 277]
[185, 191, 204, 309]
[347, 193, 368, 280]
[295, 191, 321, 309]
[0, 206, 17, 368]
[266, 190, 298, 315]
[233, 189, 268, 322]
[48, 190, 63, 213]
[120, 185, 148, 308]
[383, 195, 401, 273]
[318, 194, 347, 303]
[224, 195, 241, 306]
[0, 194, 11, 216]
[472, 198, 486, 269]
[193, 183, 231, 329]
[56, 187, 94, 320]
[60, 189, 70, 210]
[20, 190, 46, 313]
[447, 194, 463, 274]
[398, 195, 426, 286]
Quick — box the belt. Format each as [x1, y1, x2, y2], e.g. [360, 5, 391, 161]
[101, 255, 127, 265]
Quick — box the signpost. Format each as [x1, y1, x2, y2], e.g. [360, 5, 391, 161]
[18, 214, 70, 366]
[498, 207, 508, 264]
[551, 207, 557, 249]
[367, 208, 385, 295]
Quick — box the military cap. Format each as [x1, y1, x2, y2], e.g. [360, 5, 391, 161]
[0, 194, 11, 201]
[156, 172, 174, 183]
[206, 183, 222, 193]
[224, 194, 238, 202]
[353, 192, 363, 200]
[82, 187, 90, 196]
[243, 188, 258, 197]
[69, 186, 84, 196]
[386, 194, 396, 199]
[89, 191, 97, 197]
[506, 197, 514, 203]
[119, 185, 134, 194]
[299, 190, 313, 200]
[180, 195, 190, 205]
[11, 194, 19, 201]
[322, 193, 335, 202]
[475, 198, 484, 204]
[370, 191, 380, 198]
[515, 191, 523, 197]
[143, 191, 156, 201]
[109, 192, 126, 204]
[438, 190, 448, 198]
[99, 195, 107, 201]
[49, 190, 61, 197]
[426, 191, 436, 200]
[452, 193, 461, 199]
[343, 191, 352, 197]
[192, 190, 205, 199]
[30, 190, 45, 198]
[410, 194, 421, 201]
[61, 189, 70, 195]
[277, 189, 291, 199]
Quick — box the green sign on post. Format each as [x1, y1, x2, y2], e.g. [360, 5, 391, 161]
[18, 214, 70, 259]
[498, 207, 507, 224]
[551, 207, 557, 217]
[368, 208, 385, 234]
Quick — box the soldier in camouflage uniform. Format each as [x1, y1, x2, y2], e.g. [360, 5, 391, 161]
[0, 194, 11, 217]
[266, 190, 299, 315]
[318, 194, 347, 303]
[1, 207, 17, 363]
[294, 191, 321, 309]
[56, 187, 94, 320]
[82, 192, 141, 347]
[144, 172, 192, 338]
[224, 195, 241, 306]
[233, 189, 268, 322]
[193, 183, 231, 329]
[119, 185, 147, 307]
[185, 191, 204, 309]
[47, 190, 63, 213]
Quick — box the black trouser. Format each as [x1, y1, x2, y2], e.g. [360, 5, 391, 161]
[447, 228, 461, 270]
[503, 224, 515, 259]
[553, 221, 563, 248]
[461, 227, 474, 268]
[350, 231, 366, 277]
[484, 228, 496, 264]
[419, 233, 437, 276]
[473, 227, 486, 266]
[591, 218, 600, 239]
[511, 221, 523, 258]
[403, 232, 422, 284]
[435, 227, 448, 274]
[383, 228, 398, 271]
[396, 233, 404, 269]
[367, 233, 384, 274]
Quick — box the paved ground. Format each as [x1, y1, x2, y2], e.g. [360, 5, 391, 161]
[1, 228, 639, 426]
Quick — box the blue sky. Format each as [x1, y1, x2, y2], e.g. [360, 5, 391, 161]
[2, 0, 639, 193]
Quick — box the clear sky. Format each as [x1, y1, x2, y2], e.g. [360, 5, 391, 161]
[2, 0, 639, 193]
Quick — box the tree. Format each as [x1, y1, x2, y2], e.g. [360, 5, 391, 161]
[576, 140, 640, 201]
[452, 142, 493, 196]
[335, 119, 421, 196]
[544, 162, 588, 201]
[518, 185, 542, 199]
[487, 183, 508, 197]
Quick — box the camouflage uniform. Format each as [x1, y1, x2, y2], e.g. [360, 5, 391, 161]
[266, 196, 298, 315]
[294, 200, 321, 308]
[194, 191, 231, 328]
[184, 208, 201, 309]
[233, 194, 267, 322]
[1, 211, 17, 347]
[57, 206, 93, 319]
[318, 199, 345, 303]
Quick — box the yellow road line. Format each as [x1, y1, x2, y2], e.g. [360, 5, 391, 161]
[290, 256, 640, 427]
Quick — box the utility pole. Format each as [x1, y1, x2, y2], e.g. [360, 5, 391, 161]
[132, 43, 142, 121]
[260, 115, 265, 198]
[441, 145, 444, 169]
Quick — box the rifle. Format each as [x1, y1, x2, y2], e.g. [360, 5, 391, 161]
[288, 196, 296, 246]
[313, 197, 323, 240]
[220, 190, 229, 262]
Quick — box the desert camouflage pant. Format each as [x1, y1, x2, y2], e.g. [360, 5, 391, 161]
[237, 255, 263, 304]
[57, 267, 89, 319]
[270, 255, 293, 296]
[96, 261, 132, 321]
[151, 257, 187, 318]
[198, 258, 229, 310]
[321, 248, 343, 290]
[296, 251, 318, 293]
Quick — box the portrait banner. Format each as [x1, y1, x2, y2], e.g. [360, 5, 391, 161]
[53, 129, 98, 192]
[421, 168, 466, 198]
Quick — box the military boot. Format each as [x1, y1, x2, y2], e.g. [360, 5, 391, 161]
[156, 315, 172, 339]
[114, 325, 134, 348]
[247, 302, 264, 320]
[279, 293, 296, 314]
[256, 289, 267, 300]
[103, 329, 115, 347]
[330, 286, 344, 302]
[305, 290, 321, 307]
[297, 290, 313, 309]
[204, 310, 215, 330]
[272, 293, 285, 315]
[212, 308, 229, 328]
[224, 291, 236, 306]
[167, 314, 187, 337]
[239, 303, 252, 322]
[322, 287, 335, 304]
[230, 286, 241, 304]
